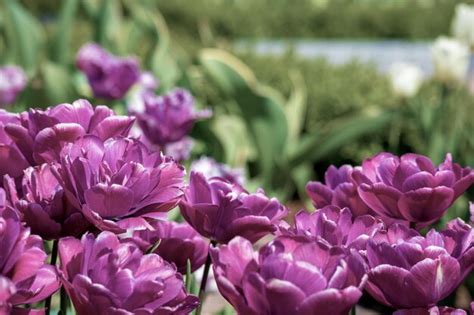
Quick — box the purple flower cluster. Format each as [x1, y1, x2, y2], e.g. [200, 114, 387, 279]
[0, 66, 27, 106]
[308, 152, 474, 228]
[0, 45, 472, 314]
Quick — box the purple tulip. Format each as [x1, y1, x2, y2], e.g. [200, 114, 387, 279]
[52, 136, 184, 233]
[3, 163, 90, 240]
[127, 219, 209, 273]
[211, 236, 367, 315]
[394, 306, 468, 315]
[179, 172, 288, 243]
[58, 231, 199, 314]
[365, 220, 474, 309]
[280, 206, 383, 250]
[3, 99, 134, 170]
[0, 66, 27, 106]
[191, 156, 246, 186]
[306, 165, 373, 216]
[76, 43, 140, 100]
[353, 152, 474, 227]
[0, 207, 60, 313]
[0, 110, 29, 179]
[132, 88, 211, 147]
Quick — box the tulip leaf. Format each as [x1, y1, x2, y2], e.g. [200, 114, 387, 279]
[286, 70, 307, 144]
[41, 62, 77, 105]
[199, 49, 288, 182]
[51, 0, 79, 65]
[3, 0, 44, 72]
[289, 110, 393, 166]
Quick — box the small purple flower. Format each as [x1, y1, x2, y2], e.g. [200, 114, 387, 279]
[211, 236, 367, 315]
[132, 88, 211, 147]
[280, 206, 383, 250]
[364, 220, 474, 309]
[3, 163, 90, 240]
[52, 136, 185, 233]
[0, 66, 27, 106]
[58, 231, 199, 314]
[306, 165, 373, 216]
[76, 43, 140, 100]
[191, 156, 246, 186]
[3, 99, 134, 169]
[128, 219, 209, 273]
[0, 207, 60, 313]
[353, 152, 474, 227]
[179, 172, 288, 243]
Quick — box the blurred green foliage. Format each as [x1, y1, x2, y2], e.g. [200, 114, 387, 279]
[156, 0, 474, 39]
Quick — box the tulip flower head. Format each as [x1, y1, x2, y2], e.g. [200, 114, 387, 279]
[211, 236, 367, 315]
[353, 152, 474, 228]
[0, 66, 27, 106]
[59, 231, 199, 315]
[180, 172, 288, 244]
[76, 43, 140, 100]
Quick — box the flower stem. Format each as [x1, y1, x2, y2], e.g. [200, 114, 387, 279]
[44, 240, 58, 315]
[196, 241, 216, 315]
[351, 305, 356, 315]
[59, 286, 69, 315]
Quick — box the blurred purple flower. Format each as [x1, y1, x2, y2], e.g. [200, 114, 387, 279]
[365, 220, 474, 309]
[76, 43, 140, 100]
[52, 136, 184, 233]
[132, 88, 211, 147]
[306, 165, 372, 216]
[211, 236, 367, 315]
[191, 156, 245, 186]
[3, 99, 134, 169]
[128, 219, 209, 273]
[179, 172, 288, 243]
[164, 137, 194, 162]
[280, 206, 383, 250]
[0, 207, 60, 313]
[0, 110, 29, 179]
[4, 163, 90, 240]
[0, 66, 27, 106]
[353, 152, 474, 227]
[58, 231, 199, 314]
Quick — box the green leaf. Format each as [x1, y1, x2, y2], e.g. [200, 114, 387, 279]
[199, 49, 288, 182]
[286, 70, 307, 144]
[289, 110, 393, 166]
[95, 0, 122, 48]
[51, 0, 79, 65]
[3, 0, 44, 72]
[41, 62, 77, 105]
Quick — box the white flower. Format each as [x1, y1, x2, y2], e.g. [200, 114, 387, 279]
[452, 3, 474, 49]
[431, 36, 470, 85]
[388, 62, 424, 98]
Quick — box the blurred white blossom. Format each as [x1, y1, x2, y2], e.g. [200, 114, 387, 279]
[452, 3, 474, 49]
[388, 62, 424, 98]
[431, 36, 470, 85]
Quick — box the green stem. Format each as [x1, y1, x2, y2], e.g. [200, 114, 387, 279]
[196, 241, 216, 315]
[59, 286, 69, 315]
[351, 305, 356, 315]
[44, 240, 59, 315]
